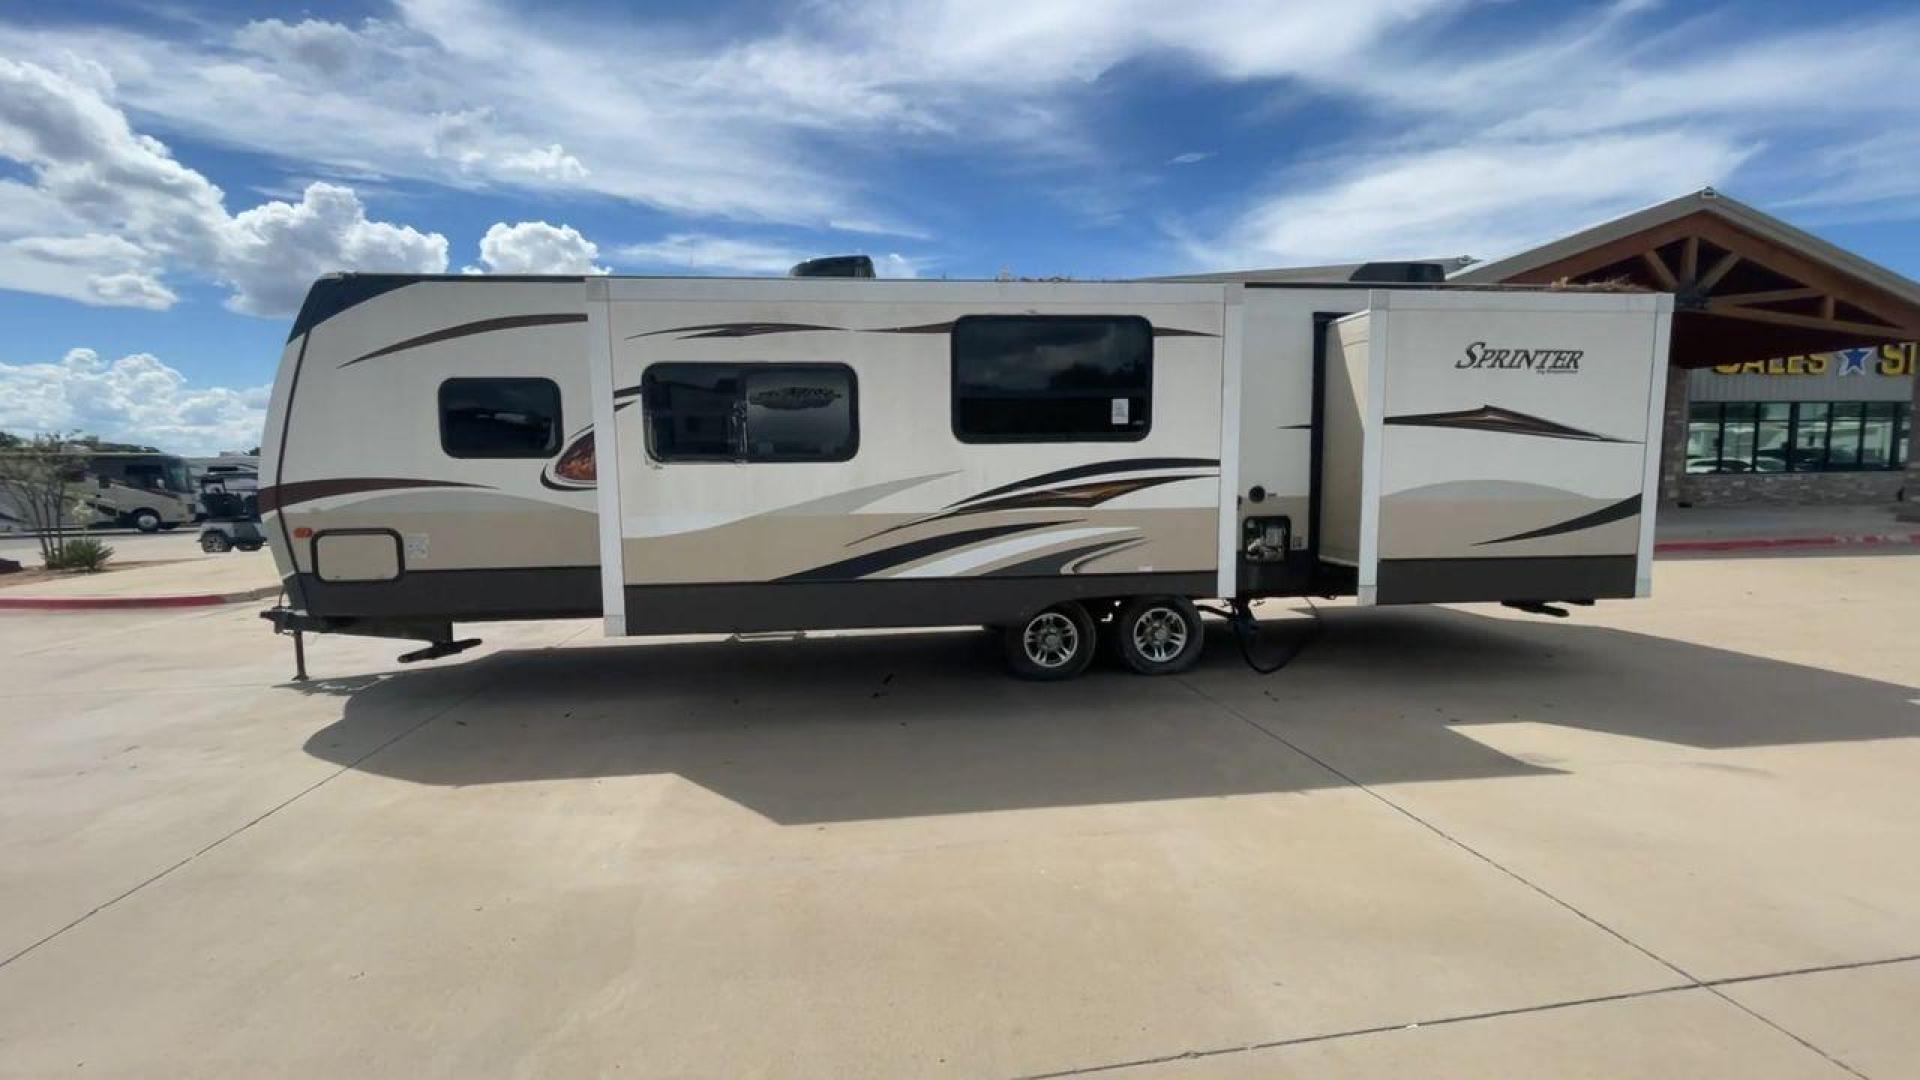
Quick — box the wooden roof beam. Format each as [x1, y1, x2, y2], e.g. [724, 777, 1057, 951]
[1711, 286, 1821, 306]
[1695, 250, 1741, 292]
[1515, 214, 1920, 331]
[1703, 300, 1908, 338]
[1641, 249, 1679, 290]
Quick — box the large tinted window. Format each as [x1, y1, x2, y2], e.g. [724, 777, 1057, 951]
[439, 378, 562, 458]
[952, 315, 1152, 442]
[643, 363, 857, 462]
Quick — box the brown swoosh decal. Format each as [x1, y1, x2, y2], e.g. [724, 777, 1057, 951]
[783, 519, 1077, 582]
[1474, 494, 1642, 546]
[259, 478, 485, 514]
[854, 474, 1206, 545]
[1385, 405, 1632, 443]
[341, 313, 587, 367]
[948, 457, 1220, 510]
[628, 322, 841, 339]
[1151, 326, 1219, 338]
[867, 321, 955, 334]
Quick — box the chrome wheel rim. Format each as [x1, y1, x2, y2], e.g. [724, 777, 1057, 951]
[1022, 612, 1080, 669]
[1131, 607, 1188, 664]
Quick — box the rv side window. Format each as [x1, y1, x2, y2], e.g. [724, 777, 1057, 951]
[438, 378, 563, 458]
[642, 363, 858, 463]
[951, 315, 1152, 442]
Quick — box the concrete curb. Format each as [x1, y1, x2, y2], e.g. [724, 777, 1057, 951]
[0, 583, 281, 611]
[1654, 531, 1920, 554]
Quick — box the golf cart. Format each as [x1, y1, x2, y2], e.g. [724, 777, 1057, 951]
[198, 473, 264, 553]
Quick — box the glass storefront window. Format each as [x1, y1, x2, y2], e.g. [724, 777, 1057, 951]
[1860, 402, 1897, 469]
[1690, 401, 1907, 474]
[1754, 402, 1790, 473]
[1685, 402, 1722, 474]
[1789, 403, 1829, 471]
[1719, 403, 1757, 473]
[1827, 402, 1863, 469]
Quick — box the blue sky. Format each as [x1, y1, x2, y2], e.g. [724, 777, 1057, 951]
[3, 0, 1919, 453]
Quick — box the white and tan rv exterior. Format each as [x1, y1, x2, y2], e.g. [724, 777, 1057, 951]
[261, 270, 1671, 678]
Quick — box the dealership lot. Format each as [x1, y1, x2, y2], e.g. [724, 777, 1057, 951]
[1, 554, 1916, 1078]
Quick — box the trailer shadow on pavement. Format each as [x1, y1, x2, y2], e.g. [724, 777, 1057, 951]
[291, 607, 1920, 825]
[284, 607, 1920, 822]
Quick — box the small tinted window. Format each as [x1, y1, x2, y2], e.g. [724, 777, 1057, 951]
[643, 365, 740, 460]
[439, 378, 562, 458]
[952, 315, 1152, 442]
[643, 363, 857, 462]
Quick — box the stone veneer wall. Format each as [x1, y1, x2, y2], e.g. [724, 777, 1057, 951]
[1657, 362, 1689, 503]
[1677, 470, 1908, 506]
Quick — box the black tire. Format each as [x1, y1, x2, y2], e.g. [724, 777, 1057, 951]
[131, 509, 162, 533]
[1113, 596, 1205, 675]
[236, 542, 263, 552]
[200, 532, 232, 553]
[1002, 602, 1097, 680]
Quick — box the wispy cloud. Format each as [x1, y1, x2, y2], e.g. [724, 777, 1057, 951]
[614, 234, 925, 278]
[1179, 4, 1920, 268]
[1168, 152, 1213, 166]
[615, 234, 812, 276]
[0, 0, 1461, 233]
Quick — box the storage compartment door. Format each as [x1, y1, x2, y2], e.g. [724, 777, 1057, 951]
[312, 529, 403, 583]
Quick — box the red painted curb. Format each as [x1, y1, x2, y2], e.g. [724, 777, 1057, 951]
[0, 585, 281, 611]
[1654, 532, 1920, 554]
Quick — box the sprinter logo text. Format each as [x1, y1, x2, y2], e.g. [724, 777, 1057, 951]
[1458, 342, 1583, 374]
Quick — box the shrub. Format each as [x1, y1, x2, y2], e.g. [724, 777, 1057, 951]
[46, 535, 114, 571]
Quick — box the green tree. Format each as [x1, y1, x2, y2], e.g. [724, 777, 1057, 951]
[0, 433, 95, 566]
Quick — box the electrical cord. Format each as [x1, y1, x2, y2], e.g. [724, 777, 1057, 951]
[1197, 596, 1323, 675]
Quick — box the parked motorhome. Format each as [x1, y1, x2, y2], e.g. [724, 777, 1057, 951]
[81, 452, 199, 532]
[0, 450, 200, 533]
[260, 272, 1670, 677]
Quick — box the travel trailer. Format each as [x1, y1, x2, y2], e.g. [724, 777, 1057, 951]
[260, 271, 1671, 678]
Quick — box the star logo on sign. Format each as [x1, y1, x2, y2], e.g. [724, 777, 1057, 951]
[1836, 348, 1871, 376]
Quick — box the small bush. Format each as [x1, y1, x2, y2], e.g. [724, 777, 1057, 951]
[45, 535, 114, 571]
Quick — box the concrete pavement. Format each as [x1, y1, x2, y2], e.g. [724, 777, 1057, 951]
[0, 554, 1915, 1077]
[1655, 502, 1919, 553]
[0, 546, 278, 608]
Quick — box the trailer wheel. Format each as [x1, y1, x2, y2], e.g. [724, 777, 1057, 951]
[130, 508, 162, 533]
[1113, 596, 1204, 675]
[1003, 602, 1096, 680]
[200, 532, 232, 553]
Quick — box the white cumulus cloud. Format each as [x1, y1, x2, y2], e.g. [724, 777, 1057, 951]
[0, 349, 269, 456]
[467, 220, 606, 275]
[0, 56, 447, 315]
[223, 183, 448, 315]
